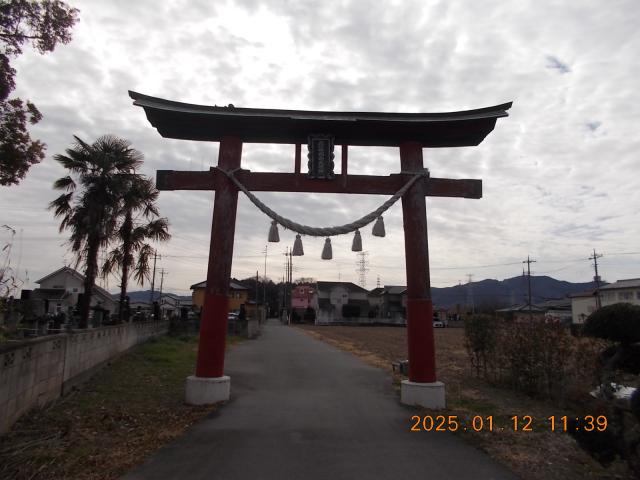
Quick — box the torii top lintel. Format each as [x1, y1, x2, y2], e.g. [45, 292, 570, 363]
[129, 91, 512, 148]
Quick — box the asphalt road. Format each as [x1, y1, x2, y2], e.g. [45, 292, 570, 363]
[123, 320, 518, 480]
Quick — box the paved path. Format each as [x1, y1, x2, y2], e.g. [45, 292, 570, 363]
[123, 321, 518, 480]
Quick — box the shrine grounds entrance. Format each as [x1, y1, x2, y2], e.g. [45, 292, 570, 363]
[130, 91, 511, 408]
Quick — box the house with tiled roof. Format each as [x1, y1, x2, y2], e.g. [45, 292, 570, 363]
[190, 279, 249, 313]
[367, 287, 385, 319]
[380, 285, 407, 321]
[31, 266, 116, 318]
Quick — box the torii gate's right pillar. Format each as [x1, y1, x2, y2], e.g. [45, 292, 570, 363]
[399, 141, 445, 409]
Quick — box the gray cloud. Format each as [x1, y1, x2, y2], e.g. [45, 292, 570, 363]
[546, 55, 571, 74]
[1, 0, 639, 294]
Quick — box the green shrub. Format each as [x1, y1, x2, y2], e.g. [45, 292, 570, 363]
[584, 303, 640, 345]
[573, 303, 640, 475]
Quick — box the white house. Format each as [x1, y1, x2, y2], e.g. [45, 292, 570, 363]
[32, 267, 116, 317]
[314, 281, 370, 324]
[570, 278, 640, 324]
[600, 278, 640, 307]
[569, 290, 598, 324]
[159, 293, 193, 319]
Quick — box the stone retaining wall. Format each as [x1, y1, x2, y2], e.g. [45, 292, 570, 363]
[0, 321, 168, 434]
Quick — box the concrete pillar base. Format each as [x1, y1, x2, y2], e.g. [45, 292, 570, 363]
[401, 380, 446, 409]
[185, 375, 230, 405]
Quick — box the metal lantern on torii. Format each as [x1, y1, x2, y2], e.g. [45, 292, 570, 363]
[129, 91, 512, 408]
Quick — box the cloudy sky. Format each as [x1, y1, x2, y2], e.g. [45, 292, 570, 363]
[2, 0, 639, 296]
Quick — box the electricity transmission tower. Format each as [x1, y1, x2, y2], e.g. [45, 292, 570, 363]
[355, 251, 370, 288]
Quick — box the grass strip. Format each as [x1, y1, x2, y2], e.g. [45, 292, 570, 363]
[0, 334, 241, 480]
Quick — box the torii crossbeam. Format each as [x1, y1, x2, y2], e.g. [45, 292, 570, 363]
[130, 91, 512, 408]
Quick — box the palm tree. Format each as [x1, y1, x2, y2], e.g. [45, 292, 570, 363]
[49, 135, 143, 328]
[102, 175, 170, 322]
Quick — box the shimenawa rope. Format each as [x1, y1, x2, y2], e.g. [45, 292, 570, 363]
[216, 167, 428, 237]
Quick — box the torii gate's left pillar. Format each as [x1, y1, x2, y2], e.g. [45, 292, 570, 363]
[185, 136, 242, 405]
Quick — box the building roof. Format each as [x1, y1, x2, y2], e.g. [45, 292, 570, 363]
[495, 303, 547, 313]
[538, 298, 571, 310]
[384, 285, 407, 295]
[569, 289, 598, 299]
[130, 91, 512, 148]
[368, 287, 385, 296]
[190, 280, 249, 290]
[600, 278, 640, 291]
[35, 266, 83, 285]
[316, 281, 369, 294]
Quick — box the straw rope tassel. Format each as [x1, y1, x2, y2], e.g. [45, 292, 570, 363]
[292, 234, 304, 256]
[321, 238, 332, 259]
[351, 230, 362, 251]
[268, 220, 280, 242]
[372, 216, 386, 237]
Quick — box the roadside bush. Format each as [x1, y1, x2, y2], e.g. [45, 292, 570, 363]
[581, 304, 640, 476]
[463, 314, 496, 377]
[500, 320, 573, 400]
[465, 317, 601, 403]
[584, 303, 640, 345]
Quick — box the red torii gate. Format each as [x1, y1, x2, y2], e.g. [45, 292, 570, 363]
[130, 91, 511, 408]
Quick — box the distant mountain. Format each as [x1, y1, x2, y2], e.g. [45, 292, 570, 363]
[113, 290, 191, 303]
[431, 275, 601, 310]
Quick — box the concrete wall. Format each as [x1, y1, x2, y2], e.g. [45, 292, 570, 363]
[0, 321, 168, 435]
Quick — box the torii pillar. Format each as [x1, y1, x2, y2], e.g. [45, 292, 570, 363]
[399, 142, 443, 407]
[185, 137, 242, 404]
[128, 90, 512, 409]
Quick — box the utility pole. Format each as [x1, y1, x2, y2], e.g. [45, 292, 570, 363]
[523, 255, 537, 321]
[283, 248, 290, 321]
[262, 244, 268, 312]
[289, 248, 293, 289]
[149, 250, 159, 302]
[589, 249, 603, 309]
[256, 270, 259, 320]
[158, 268, 167, 320]
[159, 268, 167, 296]
[376, 275, 381, 289]
[288, 248, 293, 321]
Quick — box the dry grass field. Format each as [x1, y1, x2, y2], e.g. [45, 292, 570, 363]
[297, 325, 632, 480]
